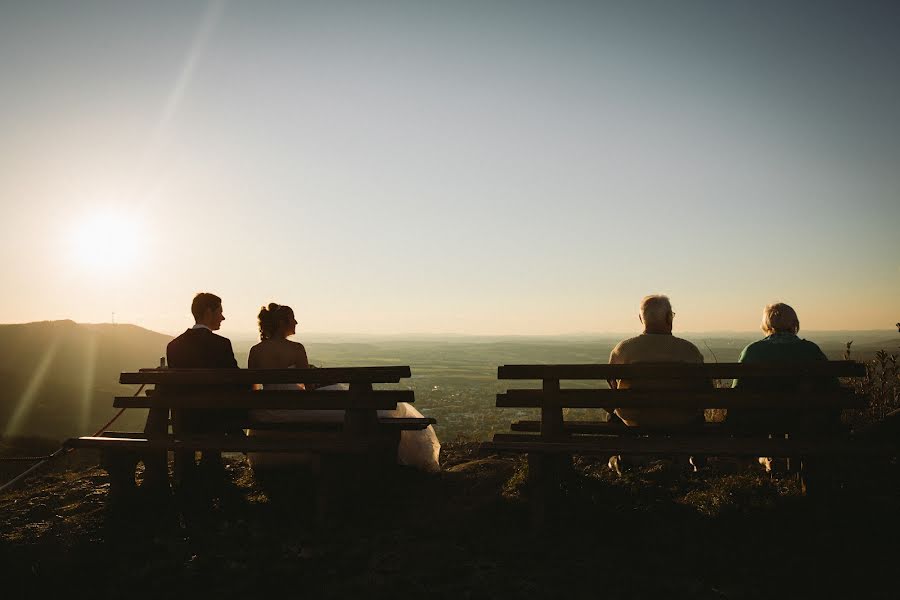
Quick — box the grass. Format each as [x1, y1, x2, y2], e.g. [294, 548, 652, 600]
[1, 442, 899, 599]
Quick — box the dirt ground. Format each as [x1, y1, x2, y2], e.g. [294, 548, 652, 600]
[1, 442, 899, 599]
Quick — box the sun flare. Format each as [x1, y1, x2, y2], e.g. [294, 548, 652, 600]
[70, 213, 145, 272]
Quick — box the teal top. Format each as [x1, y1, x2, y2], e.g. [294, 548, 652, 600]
[730, 332, 838, 431]
[737, 332, 828, 365]
[733, 332, 830, 389]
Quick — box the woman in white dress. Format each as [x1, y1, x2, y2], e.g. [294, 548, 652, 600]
[247, 302, 440, 472]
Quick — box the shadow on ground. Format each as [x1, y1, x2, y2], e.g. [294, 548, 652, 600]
[1, 442, 898, 599]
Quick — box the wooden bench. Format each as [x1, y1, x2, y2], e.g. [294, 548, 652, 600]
[486, 361, 895, 527]
[65, 366, 434, 507]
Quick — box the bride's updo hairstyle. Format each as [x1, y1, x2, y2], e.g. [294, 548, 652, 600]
[258, 303, 295, 340]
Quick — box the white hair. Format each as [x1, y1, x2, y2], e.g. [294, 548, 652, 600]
[640, 294, 672, 328]
[761, 302, 799, 334]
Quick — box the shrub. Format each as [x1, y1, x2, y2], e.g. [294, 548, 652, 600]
[843, 345, 900, 429]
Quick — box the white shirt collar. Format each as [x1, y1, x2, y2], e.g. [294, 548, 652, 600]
[191, 323, 212, 331]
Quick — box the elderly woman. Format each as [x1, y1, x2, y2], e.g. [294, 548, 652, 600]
[735, 303, 828, 367]
[730, 302, 839, 437]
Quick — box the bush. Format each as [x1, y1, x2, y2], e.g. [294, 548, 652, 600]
[844, 345, 900, 429]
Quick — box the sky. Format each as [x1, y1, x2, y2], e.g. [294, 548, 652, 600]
[1, 0, 898, 337]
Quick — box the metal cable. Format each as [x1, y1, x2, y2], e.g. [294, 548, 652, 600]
[0, 384, 146, 494]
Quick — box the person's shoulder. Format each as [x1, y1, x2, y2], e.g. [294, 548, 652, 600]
[610, 335, 642, 360]
[167, 329, 193, 347]
[612, 335, 643, 352]
[211, 331, 233, 347]
[798, 338, 827, 358]
[797, 337, 822, 349]
[671, 335, 700, 350]
[671, 335, 704, 361]
[738, 337, 772, 361]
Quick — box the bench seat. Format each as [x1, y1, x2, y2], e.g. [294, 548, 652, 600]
[486, 361, 883, 528]
[65, 434, 393, 454]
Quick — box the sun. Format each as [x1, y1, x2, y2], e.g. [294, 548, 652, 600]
[70, 212, 145, 272]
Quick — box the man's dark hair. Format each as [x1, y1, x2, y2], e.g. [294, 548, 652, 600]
[191, 292, 222, 322]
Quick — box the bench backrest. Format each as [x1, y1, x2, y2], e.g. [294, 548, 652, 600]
[121, 366, 411, 385]
[116, 366, 413, 412]
[497, 362, 867, 436]
[498, 362, 864, 380]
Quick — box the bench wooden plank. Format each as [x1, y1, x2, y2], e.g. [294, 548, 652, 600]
[114, 389, 415, 409]
[490, 433, 895, 457]
[510, 420, 724, 434]
[498, 361, 865, 380]
[64, 435, 393, 453]
[121, 366, 412, 385]
[508, 419, 849, 435]
[246, 419, 435, 432]
[497, 389, 864, 409]
[98, 415, 437, 437]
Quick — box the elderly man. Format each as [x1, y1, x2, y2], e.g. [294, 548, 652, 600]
[608, 294, 708, 428]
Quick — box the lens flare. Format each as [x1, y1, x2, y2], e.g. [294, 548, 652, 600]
[5, 338, 61, 437]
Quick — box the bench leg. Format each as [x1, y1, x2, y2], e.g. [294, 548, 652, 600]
[527, 454, 547, 530]
[141, 405, 170, 489]
[315, 454, 341, 524]
[527, 453, 570, 530]
[140, 451, 169, 490]
[100, 449, 137, 497]
[799, 457, 830, 497]
[174, 450, 197, 485]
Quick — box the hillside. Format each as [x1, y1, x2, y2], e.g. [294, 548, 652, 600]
[0, 320, 171, 441]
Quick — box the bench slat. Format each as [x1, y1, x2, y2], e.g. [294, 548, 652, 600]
[489, 433, 895, 457]
[498, 361, 865, 380]
[510, 420, 724, 434]
[121, 366, 412, 385]
[64, 435, 393, 453]
[497, 389, 865, 409]
[245, 417, 436, 431]
[507, 420, 839, 435]
[114, 389, 415, 409]
[98, 416, 436, 437]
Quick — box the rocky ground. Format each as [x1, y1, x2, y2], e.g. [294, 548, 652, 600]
[1, 441, 899, 599]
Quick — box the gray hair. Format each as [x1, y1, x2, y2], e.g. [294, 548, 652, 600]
[761, 302, 799, 335]
[640, 294, 673, 327]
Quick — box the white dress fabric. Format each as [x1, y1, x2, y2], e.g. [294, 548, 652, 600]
[248, 382, 441, 472]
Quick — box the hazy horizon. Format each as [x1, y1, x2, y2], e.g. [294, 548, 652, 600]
[3, 318, 897, 344]
[1, 2, 898, 334]
[0, 316, 895, 441]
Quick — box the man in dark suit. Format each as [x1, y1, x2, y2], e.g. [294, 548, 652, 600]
[167, 292, 237, 369]
[165, 292, 243, 485]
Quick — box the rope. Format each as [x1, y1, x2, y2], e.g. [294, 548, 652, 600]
[0, 384, 146, 495]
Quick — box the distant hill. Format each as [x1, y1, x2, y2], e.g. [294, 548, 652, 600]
[0, 320, 171, 441]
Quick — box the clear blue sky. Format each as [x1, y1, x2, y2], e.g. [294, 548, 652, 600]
[1, 1, 898, 336]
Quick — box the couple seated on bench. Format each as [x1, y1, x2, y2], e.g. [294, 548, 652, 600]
[167, 293, 440, 479]
[608, 294, 832, 426]
[607, 295, 835, 471]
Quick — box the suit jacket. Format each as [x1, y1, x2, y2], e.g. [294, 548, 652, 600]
[167, 327, 238, 369]
[163, 327, 242, 434]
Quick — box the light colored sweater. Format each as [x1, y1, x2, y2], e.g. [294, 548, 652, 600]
[608, 333, 707, 427]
